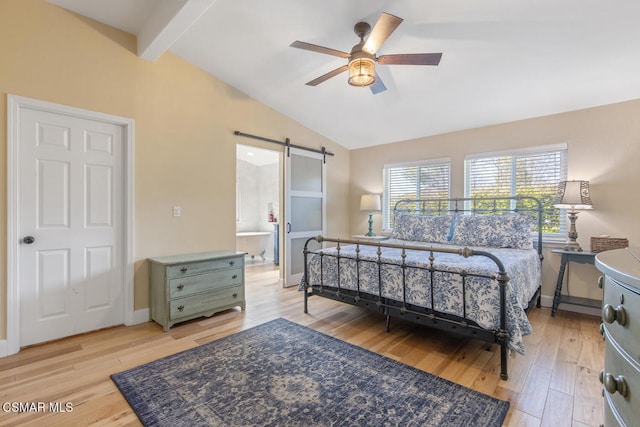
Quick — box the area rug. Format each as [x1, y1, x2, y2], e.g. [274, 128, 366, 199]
[111, 318, 509, 427]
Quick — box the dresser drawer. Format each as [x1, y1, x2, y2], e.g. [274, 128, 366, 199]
[168, 268, 243, 298]
[603, 275, 640, 364]
[167, 257, 242, 278]
[602, 330, 640, 426]
[603, 392, 627, 427]
[170, 285, 245, 319]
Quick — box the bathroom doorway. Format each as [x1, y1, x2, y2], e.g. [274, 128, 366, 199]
[236, 144, 281, 280]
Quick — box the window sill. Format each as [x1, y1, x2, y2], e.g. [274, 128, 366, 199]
[536, 237, 570, 249]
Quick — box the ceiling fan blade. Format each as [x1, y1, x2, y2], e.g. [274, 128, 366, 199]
[363, 12, 403, 54]
[370, 73, 387, 95]
[290, 41, 350, 58]
[378, 53, 443, 66]
[305, 65, 349, 86]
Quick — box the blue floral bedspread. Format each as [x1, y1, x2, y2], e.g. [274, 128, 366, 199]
[303, 238, 541, 354]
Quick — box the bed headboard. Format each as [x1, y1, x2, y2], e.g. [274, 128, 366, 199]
[393, 195, 543, 259]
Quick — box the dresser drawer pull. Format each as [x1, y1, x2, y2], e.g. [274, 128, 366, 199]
[597, 275, 604, 289]
[600, 371, 629, 398]
[233, 293, 238, 298]
[229, 260, 235, 266]
[603, 304, 628, 326]
[177, 305, 184, 312]
[177, 284, 184, 290]
[180, 267, 188, 273]
[232, 274, 238, 279]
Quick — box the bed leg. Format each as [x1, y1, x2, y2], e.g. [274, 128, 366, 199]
[304, 288, 308, 314]
[385, 315, 391, 332]
[500, 343, 509, 381]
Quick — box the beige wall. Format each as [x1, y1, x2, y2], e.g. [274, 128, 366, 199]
[350, 100, 640, 301]
[2, 0, 637, 343]
[0, 0, 350, 338]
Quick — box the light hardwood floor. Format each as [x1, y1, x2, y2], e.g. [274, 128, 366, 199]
[0, 264, 604, 426]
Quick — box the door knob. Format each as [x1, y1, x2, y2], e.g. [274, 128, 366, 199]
[23, 236, 35, 244]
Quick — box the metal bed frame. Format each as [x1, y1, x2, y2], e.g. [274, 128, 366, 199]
[301, 195, 544, 380]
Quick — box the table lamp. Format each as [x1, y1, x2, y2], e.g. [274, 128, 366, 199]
[553, 180, 593, 251]
[360, 194, 381, 237]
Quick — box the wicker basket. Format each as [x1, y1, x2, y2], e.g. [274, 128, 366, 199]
[590, 237, 629, 252]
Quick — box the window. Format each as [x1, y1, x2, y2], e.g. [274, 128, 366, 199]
[464, 144, 567, 236]
[383, 158, 450, 229]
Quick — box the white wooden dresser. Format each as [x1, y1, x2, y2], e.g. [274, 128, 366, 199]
[149, 250, 246, 331]
[595, 247, 640, 427]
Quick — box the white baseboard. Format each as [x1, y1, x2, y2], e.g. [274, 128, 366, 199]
[539, 294, 554, 308]
[0, 339, 8, 358]
[129, 308, 150, 325]
[540, 294, 601, 317]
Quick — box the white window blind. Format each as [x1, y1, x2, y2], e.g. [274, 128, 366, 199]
[464, 145, 567, 235]
[383, 159, 450, 229]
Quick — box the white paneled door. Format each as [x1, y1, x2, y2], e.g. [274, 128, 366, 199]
[18, 107, 124, 346]
[284, 147, 325, 286]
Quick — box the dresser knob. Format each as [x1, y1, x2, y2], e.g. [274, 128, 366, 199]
[599, 323, 605, 338]
[177, 305, 184, 312]
[603, 304, 628, 326]
[180, 267, 188, 273]
[177, 284, 184, 290]
[229, 260, 235, 266]
[597, 275, 604, 289]
[233, 293, 238, 298]
[602, 372, 629, 398]
[232, 274, 238, 279]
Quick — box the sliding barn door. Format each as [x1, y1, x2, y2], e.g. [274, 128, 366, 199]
[284, 147, 325, 286]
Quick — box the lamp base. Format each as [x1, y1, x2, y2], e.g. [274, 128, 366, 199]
[365, 210, 376, 237]
[562, 241, 583, 252]
[563, 210, 582, 251]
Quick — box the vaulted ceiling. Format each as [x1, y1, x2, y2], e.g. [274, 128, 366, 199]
[48, 0, 640, 149]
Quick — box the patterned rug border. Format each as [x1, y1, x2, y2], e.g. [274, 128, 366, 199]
[111, 318, 509, 427]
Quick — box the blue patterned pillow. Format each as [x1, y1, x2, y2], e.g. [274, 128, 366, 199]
[451, 213, 534, 249]
[391, 214, 454, 243]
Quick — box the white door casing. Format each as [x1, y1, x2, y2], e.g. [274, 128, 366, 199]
[5, 95, 135, 356]
[284, 147, 326, 286]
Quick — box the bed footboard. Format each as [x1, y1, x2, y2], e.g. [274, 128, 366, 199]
[302, 236, 512, 380]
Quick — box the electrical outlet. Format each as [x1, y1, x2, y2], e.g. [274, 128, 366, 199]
[173, 206, 181, 217]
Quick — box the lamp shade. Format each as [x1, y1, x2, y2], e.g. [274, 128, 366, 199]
[360, 194, 381, 211]
[553, 180, 593, 210]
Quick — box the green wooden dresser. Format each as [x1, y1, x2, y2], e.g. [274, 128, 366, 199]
[596, 248, 640, 427]
[149, 251, 246, 331]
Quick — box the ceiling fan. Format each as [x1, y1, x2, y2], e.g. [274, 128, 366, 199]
[290, 12, 442, 94]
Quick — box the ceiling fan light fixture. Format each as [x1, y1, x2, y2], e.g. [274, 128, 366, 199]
[348, 57, 375, 87]
[290, 12, 442, 94]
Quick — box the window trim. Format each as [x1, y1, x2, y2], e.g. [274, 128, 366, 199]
[464, 142, 568, 160]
